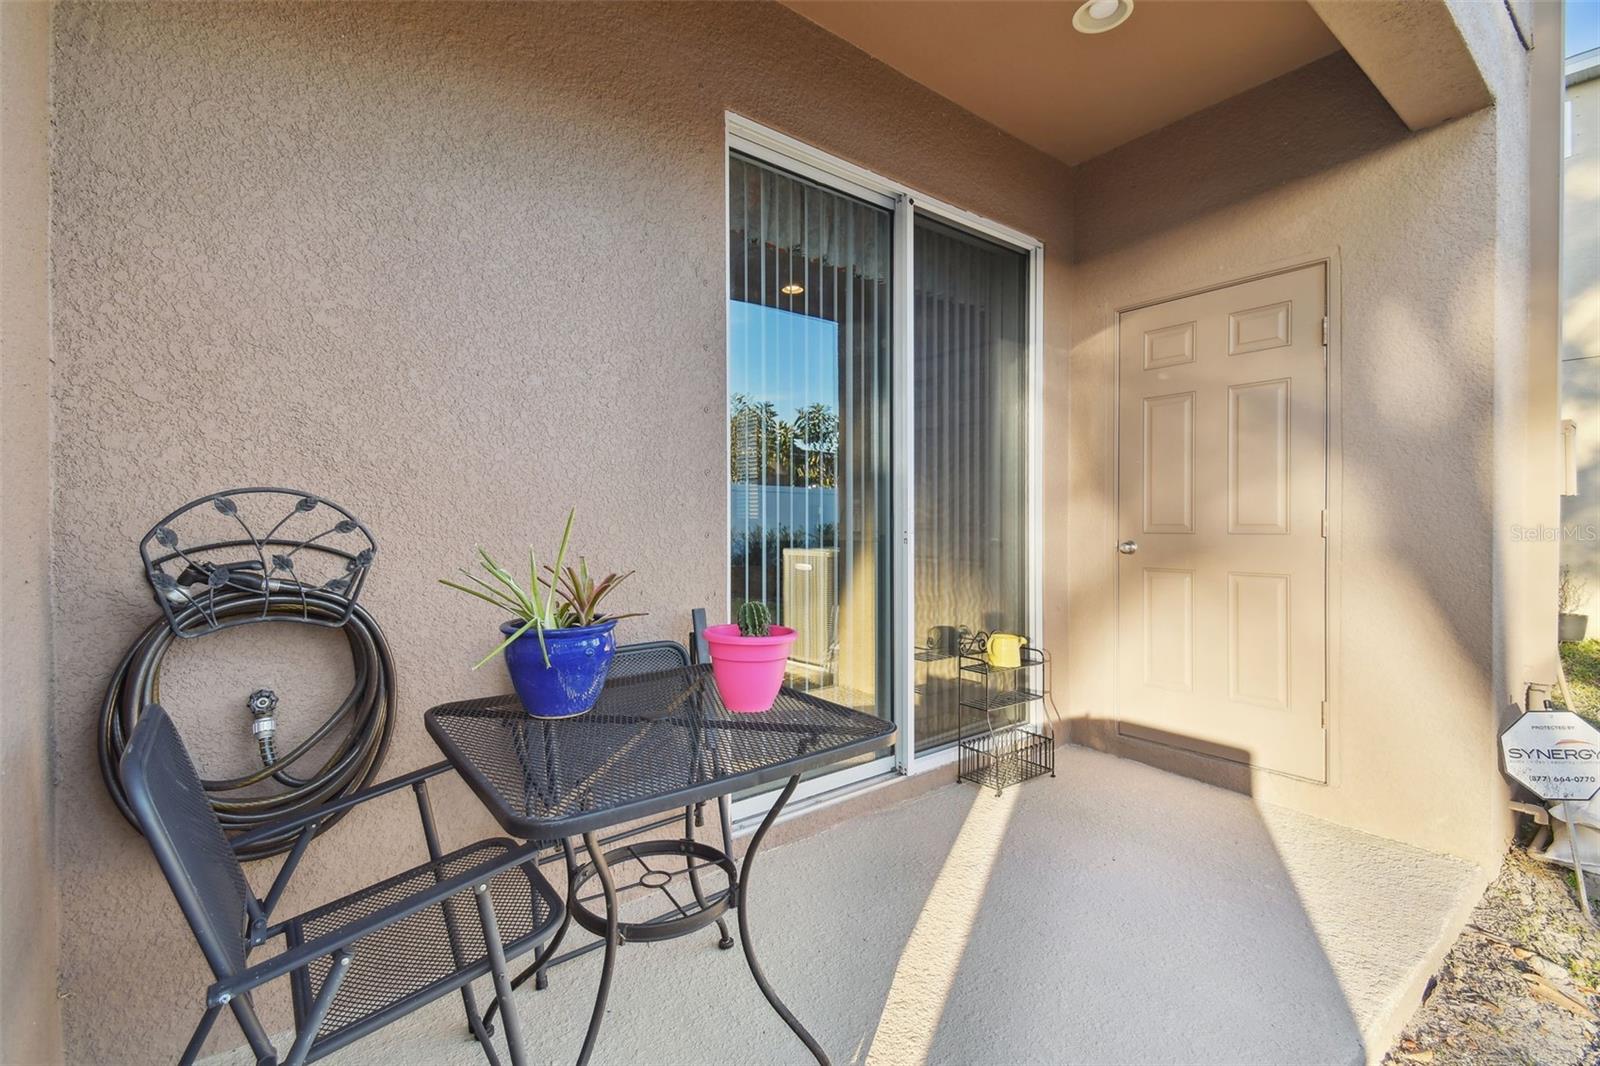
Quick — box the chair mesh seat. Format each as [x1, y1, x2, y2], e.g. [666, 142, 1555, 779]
[286, 838, 560, 1055]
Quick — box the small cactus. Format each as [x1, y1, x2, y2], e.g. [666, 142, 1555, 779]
[737, 601, 772, 638]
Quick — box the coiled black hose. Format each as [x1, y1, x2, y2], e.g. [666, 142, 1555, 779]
[98, 586, 396, 861]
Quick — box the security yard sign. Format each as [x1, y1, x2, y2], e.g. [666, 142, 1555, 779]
[1501, 711, 1600, 802]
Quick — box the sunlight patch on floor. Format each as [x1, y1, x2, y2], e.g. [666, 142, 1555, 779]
[862, 785, 1020, 1066]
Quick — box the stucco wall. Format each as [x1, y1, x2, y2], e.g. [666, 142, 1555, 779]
[1064, 38, 1536, 865]
[1564, 69, 1600, 600]
[45, 2, 1073, 1060]
[1, 3, 65, 1064]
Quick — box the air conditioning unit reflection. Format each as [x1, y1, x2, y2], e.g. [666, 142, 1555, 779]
[781, 548, 838, 667]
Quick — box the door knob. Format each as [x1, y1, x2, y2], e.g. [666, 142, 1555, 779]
[1118, 540, 1138, 555]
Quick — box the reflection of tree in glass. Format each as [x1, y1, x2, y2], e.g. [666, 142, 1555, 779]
[730, 393, 773, 483]
[792, 403, 838, 486]
[730, 394, 839, 488]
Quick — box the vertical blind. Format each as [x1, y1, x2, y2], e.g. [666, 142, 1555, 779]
[727, 152, 892, 716]
[911, 216, 1030, 751]
[727, 150, 1031, 753]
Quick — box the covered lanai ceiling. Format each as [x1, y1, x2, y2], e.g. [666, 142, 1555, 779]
[783, 0, 1343, 165]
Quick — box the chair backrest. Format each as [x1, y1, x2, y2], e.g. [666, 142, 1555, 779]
[689, 608, 710, 665]
[610, 639, 691, 679]
[120, 705, 255, 980]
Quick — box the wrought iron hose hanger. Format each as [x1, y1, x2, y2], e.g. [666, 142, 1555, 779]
[98, 488, 397, 860]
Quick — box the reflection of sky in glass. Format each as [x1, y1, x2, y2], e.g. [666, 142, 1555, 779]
[729, 301, 839, 419]
[1572, 0, 1600, 56]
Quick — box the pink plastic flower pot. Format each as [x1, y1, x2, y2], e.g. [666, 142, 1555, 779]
[703, 623, 797, 713]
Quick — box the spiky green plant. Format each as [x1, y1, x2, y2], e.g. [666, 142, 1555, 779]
[738, 601, 772, 638]
[440, 509, 576, 668]
[545, 557, 644, 628]
[440, 509, 644, 669]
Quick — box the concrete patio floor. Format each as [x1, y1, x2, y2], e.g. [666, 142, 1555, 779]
[208, 746, 1484, 1066]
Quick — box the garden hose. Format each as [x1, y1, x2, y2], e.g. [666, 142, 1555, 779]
[98, 586, 397, 861]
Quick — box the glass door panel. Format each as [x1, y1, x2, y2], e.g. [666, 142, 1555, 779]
[911, 215, 1031, 753]
[727, 152, 894, 734]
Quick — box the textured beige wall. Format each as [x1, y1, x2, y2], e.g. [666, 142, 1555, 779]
[1064, 32, 1538, 865]
[46, 3, 1072, 1060]
[1485, 0, 1556, 815]
[1564, 71, 1600, 597]
[1307, 0, 1493, 130]
[37, 1, 1551, 1059]
[1, 2, 65, 1063]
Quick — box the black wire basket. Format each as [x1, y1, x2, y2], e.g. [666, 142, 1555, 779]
[138, 487, 377, 638]
[957, 724, 1055, 792]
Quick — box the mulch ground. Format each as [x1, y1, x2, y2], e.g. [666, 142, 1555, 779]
[1386, 847, 1600, 1066]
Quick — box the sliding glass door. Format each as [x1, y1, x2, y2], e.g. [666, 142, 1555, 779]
[910, 216, 1031, 751]
[727, 152, 894, 727]
[726, 129, 1036, 774]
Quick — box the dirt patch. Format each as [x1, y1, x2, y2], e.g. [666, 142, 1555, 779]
[1386, 848, 1600, 1065]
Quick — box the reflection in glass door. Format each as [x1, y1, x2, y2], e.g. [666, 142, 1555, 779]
[727, 152, 893, 726]
[910, 216, 1031, 752]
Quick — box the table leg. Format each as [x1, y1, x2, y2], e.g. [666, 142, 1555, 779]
[578, 830, 619, 1066]
[482, 840, 577, 1032]
[535, 839, 580, 990]
[737, 774, 830, 1066]
[685, 804, 735, 949]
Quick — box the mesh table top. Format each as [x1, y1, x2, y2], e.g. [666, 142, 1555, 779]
[425, 664, 896, 838]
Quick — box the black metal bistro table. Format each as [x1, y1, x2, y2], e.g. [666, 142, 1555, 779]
[424, 662, 895, 1066]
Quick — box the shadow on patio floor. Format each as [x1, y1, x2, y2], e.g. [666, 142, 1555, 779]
[206, 745, 1480, 1066]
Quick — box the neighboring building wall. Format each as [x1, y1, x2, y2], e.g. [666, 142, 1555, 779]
[0, 3, 65, 1064]
[43, 3, 1073, 1060]
[1065, 28, 1537, 868]
[1564, 56, 1600, 605]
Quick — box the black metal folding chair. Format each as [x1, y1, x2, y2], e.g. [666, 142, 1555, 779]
[120, 705, 563, 1066]
[609, 637, 736, 952]
[689, 607, 712, 666]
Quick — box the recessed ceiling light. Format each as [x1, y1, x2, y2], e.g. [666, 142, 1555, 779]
[1073, 0, 1133, 34]
[781, 283, 805, 296]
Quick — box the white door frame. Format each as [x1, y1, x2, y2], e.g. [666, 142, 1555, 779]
[724, 113, 1046, 815]
[1109, 255, 1342, 786]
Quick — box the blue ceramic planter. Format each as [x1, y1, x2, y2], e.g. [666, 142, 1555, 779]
[500, 619, 617, 719]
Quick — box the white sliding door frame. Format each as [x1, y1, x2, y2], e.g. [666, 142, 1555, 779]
[724, 113, 1044, 812]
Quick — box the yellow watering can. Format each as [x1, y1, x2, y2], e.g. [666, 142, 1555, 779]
[986, 633, 1028, 669]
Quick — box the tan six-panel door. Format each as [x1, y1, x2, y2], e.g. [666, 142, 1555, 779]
[1116, 264, 1327, 781]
